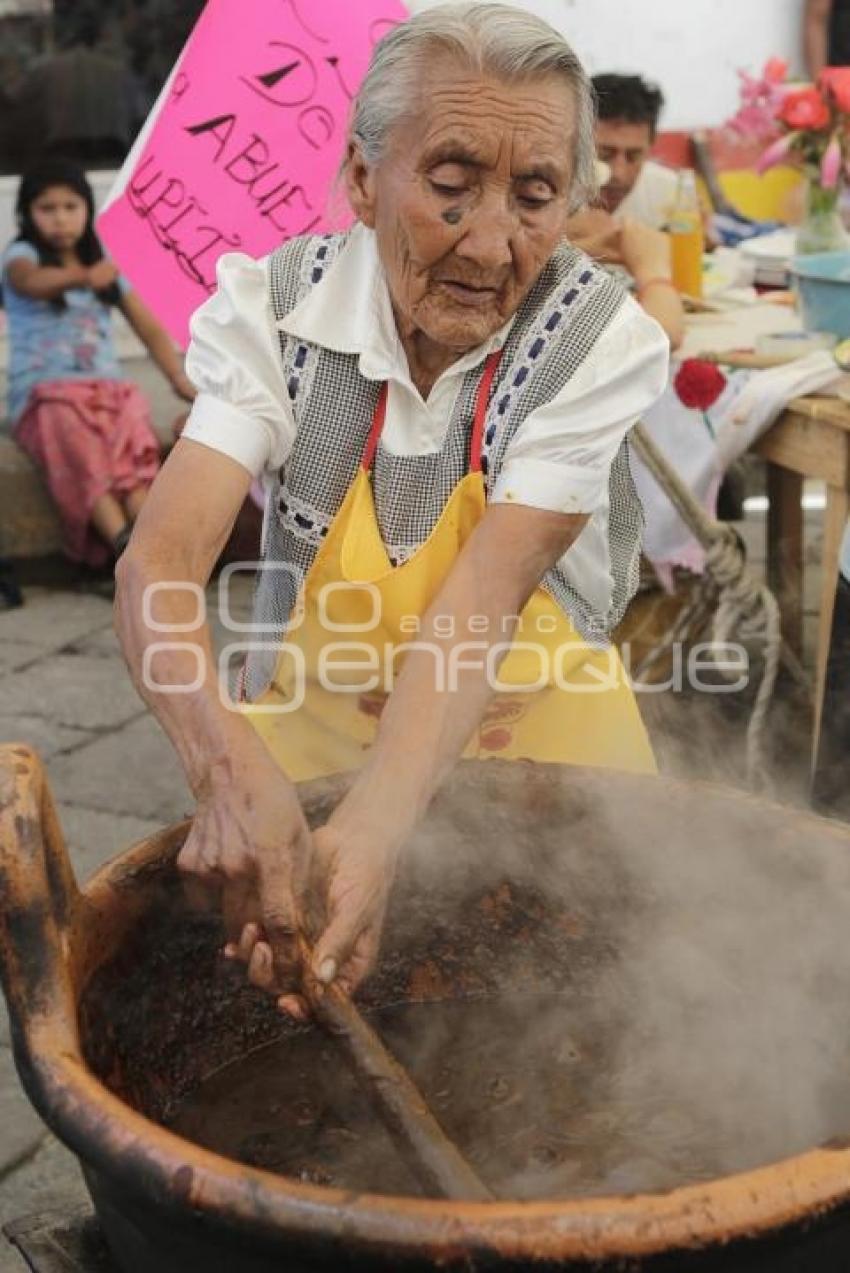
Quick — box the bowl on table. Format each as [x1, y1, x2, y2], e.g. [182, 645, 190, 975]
[791, 251, 850, 338]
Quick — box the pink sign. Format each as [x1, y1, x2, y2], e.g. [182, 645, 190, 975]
[98, 0, 408, 347]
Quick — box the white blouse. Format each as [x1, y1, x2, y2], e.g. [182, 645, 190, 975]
[183, 223, 669, 517]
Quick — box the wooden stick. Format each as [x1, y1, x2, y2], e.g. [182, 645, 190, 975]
[631, 423, 720, 549]
[698, 349, 798, 370]
[298, 940, 492, 1201]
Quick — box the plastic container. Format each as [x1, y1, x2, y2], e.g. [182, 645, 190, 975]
[791, 251, 850, 337]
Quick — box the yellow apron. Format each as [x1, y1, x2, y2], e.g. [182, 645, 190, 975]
[246, 352, 655, 781]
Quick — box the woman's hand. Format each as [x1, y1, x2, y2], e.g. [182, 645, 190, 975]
[177, 738, 313, 993]
[309, 819, 400, 996]
[229, 808, 402, 1019]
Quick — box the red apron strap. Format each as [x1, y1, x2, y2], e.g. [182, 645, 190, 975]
[361, 382, 389, 472]
[361, 348, 503, 474]
[468, 349, 503, 474]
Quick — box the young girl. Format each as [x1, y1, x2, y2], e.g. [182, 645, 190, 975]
[3, 159, 195, 568]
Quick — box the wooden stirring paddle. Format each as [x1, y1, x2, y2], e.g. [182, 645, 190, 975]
[297, 938, 492, 1201]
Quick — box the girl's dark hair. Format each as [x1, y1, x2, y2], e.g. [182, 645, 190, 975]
[15, 158, 122, 308]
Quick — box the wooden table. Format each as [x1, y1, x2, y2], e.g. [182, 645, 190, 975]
[682, 303, 849, 764]
[754, 394, 850, 760]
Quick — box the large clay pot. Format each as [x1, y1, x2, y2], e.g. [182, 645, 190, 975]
[4, 742, 850, 1272]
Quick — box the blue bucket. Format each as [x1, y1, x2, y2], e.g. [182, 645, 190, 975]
[791, 251, 850, 337]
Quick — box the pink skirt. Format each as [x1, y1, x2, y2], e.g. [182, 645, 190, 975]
[14, 379, 161, 567]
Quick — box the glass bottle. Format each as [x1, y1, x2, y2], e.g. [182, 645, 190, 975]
[668, 170, 705, 298]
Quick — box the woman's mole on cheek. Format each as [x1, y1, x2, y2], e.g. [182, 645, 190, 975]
[442, 207, 464, 226]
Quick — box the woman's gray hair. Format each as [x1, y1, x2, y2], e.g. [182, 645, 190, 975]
[348, 2, 598, 213]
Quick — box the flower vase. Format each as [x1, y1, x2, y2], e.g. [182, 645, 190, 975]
[795, 178, 850, 255]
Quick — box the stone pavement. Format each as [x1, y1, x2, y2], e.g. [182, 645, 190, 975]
[0, 576, 253, 1268]
[0, 337, 188, 1266]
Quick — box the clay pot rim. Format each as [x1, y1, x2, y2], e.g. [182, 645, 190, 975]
[32, 1038, 850, 1261]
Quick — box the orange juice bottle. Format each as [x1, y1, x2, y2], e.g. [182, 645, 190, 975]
[668, 170, 704, 299]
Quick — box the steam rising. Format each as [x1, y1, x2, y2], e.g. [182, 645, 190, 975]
[167, 765, 850, 1200]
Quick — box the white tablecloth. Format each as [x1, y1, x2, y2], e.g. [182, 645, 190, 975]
[632, 303, 844, 586]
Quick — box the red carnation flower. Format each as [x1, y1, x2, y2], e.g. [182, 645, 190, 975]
[778, 86, 831, 131]
[674, 359, 727, 441]
[674, 359, 727, 411]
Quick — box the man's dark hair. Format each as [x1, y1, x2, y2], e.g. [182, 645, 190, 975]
[592, 74, 665, 137]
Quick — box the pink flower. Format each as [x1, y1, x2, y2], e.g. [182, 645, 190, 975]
[821, 133, 843, 187]
[727, 65, 791, 140]
[756, 131, 798, 173]
[764, 57, 789, 84]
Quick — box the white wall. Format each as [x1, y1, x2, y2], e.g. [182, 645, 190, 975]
[409, 0, 806, 130]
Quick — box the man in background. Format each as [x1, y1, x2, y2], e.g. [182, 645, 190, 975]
[592, 73, 678, 230]
[804, 0, 850, 78]
[566, 71, 684, 347]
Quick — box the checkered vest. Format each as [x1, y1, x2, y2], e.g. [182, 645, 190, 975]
[243, 232, 640, 698]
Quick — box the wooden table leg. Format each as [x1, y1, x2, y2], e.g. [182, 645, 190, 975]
[812, 484, 850, 771]
[766, 463, 804, 658]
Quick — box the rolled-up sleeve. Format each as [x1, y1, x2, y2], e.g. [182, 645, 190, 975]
[182, 253, 295, 477]
[491, 298, 670, 514]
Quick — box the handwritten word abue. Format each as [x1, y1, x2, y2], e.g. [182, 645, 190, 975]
[98, 0, 408, 347]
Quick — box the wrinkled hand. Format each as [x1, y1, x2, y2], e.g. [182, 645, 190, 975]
[309, 821, 399, 997]
[230, 817, 401, 1020]
[88, 259, 120, 291]
[177, 740, 312, 998]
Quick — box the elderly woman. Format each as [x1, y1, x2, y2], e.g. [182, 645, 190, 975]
[116, 3, 669, 1017]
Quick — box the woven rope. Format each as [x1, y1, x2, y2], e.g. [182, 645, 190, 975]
[631, 424, 782, 790]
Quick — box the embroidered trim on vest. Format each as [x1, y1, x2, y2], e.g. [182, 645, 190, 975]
[383, 540, 423, 568]
[480, 262, 614, 482]
[277, 489, 334, 546]
[279, 236, 340, 418]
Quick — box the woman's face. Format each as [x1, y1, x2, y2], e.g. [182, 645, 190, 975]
[348, 61, 576, 356]
[29, 185, 88, 253]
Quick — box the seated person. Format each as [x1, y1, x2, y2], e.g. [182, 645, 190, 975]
[593, 73, 677, 228]
[566, 73, 685, 348]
